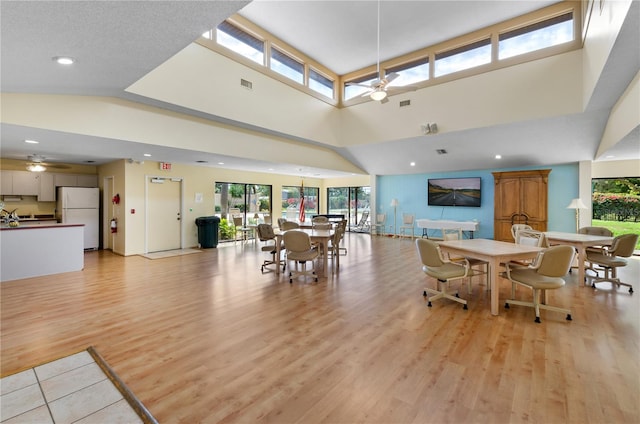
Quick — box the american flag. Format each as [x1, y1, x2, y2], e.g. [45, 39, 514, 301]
[298, 181, 305, 223]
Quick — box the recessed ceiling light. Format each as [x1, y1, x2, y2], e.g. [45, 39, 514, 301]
[410, 162, 416, 166]
[268, 168, 274, 171]
[143, 153, 151, 157]
[218, 162, 225, 165]
[495, 154, 502, 159]
[605, 155, 615, 159]
[24, 139, 39, 144]
[53, 56, 75, 65]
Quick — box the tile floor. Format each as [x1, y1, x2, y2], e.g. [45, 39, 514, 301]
[0, 350, 144, 424]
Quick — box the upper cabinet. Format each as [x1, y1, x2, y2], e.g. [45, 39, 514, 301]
[1, 171, 97, 200]
[54, 173, 98, 188]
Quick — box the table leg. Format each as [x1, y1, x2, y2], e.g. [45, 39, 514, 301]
[577, 246, 587, 286]
[490, 259, 500, 315]
[321, 241, 328, 277]
[275, 235, 282, 275]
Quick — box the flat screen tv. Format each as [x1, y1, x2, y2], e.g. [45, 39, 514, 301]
[428, 177, 481, 207]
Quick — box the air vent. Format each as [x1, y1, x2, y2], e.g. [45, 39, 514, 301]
[240, 79, 253, 89]
[399, 100, 411, 107]
[436, 149, 448, 155]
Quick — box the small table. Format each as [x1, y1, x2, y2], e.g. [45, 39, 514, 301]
[417, 219, 479, 239]
[544, 232, 613, 286]
[437, 238, 544, 316]
[275, 228, 335, 278]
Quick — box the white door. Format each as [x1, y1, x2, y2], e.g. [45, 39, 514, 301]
[147, 177, 182, 252]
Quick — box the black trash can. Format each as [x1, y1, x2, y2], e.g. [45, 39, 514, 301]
[196, 216, 220, 248]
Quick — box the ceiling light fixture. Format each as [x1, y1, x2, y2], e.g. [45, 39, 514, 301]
[26, 163, 46, 172]
[370, 89, 387, 101]
[495, 154, 502, 159]
[24, 139, 39, 144]
[53, 56, 75, 65]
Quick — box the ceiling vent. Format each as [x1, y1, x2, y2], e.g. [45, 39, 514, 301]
[240, 79, 253, 90]
[436, 149, 448, 155]
[399, 100, 411, 107]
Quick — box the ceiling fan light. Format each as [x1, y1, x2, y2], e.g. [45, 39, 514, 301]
[370, 90, 387, 101]
[27, 164, 46, 172]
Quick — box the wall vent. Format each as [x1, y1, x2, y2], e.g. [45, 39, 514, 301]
[436, 149, 448, 155]
[240, 79, 253, 89]
[399, 100, 411, 107]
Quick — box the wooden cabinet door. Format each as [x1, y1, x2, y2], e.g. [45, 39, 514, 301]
[495, 178, 520, 220]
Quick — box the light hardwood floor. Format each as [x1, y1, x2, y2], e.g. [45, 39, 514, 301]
[2, 234, 639, 423]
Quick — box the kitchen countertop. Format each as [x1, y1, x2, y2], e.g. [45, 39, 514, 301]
[0, 223, 82, 231]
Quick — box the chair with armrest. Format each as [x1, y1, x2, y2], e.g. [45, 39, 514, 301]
[441, 228, 488, 290]
[232, 216, 253, 243]
[256, 224, 285, 273]
[280, 221, 300, 230]
[350, 211, 370, 233]
[312, 222, 332, 230]
[510, 229, 549, 268]
[511, 224, 533, 241]
[579, 226, 613, 254]
[415, 238, 472, 310]
[312, 216, 329, 224]
[505, 245, 575, 323]
[372, 213, 386, 236]
[585, 233, 638, 293]
[283, 230, 319, 283]
[399, 214, 415, 239]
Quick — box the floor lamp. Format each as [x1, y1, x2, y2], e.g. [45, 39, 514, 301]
[566, 198, 587, 233]
[390, 198, 398, 237]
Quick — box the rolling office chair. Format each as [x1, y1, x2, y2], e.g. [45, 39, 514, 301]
[441, 228, 488, 288]
[504, 245, 575, 323]
[511, 224, 533, 241]
[415, 238, 473, 310]
[256, 224, 285, 273]
[585, 233, 638, 293]
[283, 230, 319, 283]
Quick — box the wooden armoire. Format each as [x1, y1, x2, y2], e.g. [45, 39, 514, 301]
[492, 169, 551, 242]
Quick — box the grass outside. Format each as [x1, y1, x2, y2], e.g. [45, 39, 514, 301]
[593, 219, 640, 250]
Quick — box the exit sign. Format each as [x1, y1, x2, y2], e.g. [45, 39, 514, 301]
[160, 162, 172, 170]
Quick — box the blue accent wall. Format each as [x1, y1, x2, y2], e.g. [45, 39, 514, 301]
[376, 163, 579, 239]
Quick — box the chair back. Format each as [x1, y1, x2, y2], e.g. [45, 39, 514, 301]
[232, 216, 243, 227]
[415, 239, 445, 268]
[283, 230, 312, 252]
[281, 221, 300, 230]
[256, 223, 275, 241]
[313, 223, 332, 230]
[277, 217, 287, 228]
[516, 229, 548, 247]
[402, 214, 415, 225]
[312, 216, 329, 223]
[536, 245, 575, 277]
[579, 226, 613, 237]
[609, 234, 638, 258]
[376, 214, 386, 224]
[442, 228, 462, 241]
[511, 224, 533, 240]
[263, 214, 272, 225]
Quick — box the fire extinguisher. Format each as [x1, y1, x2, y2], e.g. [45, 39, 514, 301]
[110, 218, 117, 233]
[112, 194, 120, 204]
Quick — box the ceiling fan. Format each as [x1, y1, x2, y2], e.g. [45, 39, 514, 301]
[346, 0, 415, 104]
[25, 154, 70, 172]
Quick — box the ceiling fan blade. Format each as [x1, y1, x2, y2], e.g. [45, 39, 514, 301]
[383, 72, 400, 84]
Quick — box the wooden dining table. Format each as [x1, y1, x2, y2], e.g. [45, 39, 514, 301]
[274, 228, 335, 278]
[544, 231, 613, 286]
[437, 238, 545, 315]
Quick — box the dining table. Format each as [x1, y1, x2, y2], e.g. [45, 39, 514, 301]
[274, 228, 335, 278]
[544, 231, 613, 286]
[437, 238, 545, 315]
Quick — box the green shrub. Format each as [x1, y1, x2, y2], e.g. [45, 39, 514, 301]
[592, 192, 640, 222]
[218, 218, 236, 240]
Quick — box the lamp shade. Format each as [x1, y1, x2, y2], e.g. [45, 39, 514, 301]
[390, 198, 399, 207]
[566, 198, 587, 209]
[370, 89, 387, 101]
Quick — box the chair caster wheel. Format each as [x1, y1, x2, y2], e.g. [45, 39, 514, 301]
[427, 301, 432, 307]
[534, 317, 541, 323]
[566, 314, 572, 321]
[504, 303, 510, 309]
[423, 290, 427, 297]
[315, 278, 318, 282]
[455, 293, 460, 298]
[463, 304, 468, 310]
[289, 279, 293, 284]
[629, 287, 634, 293]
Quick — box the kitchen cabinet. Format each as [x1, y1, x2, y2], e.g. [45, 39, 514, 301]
[38, 172, 55, 201]
[1, 170, 39, 196]
[492, 169, 550, 242]
[54, 173, 98, 188]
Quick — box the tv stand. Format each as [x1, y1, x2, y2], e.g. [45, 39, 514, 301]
[416, 219, 479, 239]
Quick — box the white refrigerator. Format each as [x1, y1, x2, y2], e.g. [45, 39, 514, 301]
[56, 187, 100, 250]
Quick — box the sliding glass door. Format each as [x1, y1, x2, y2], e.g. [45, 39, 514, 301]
[215, 182, 272, 241]
[327, 186, 370, 231]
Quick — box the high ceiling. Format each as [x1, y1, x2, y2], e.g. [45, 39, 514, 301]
[1, 1, 638, 178]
